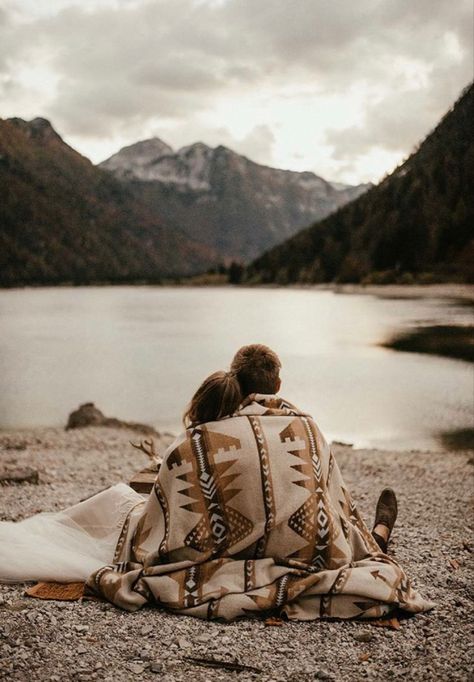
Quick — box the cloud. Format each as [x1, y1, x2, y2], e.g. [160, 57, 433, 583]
[324, 60, 472, 161]
[0, 0, 472, 181]
[233, 125, 276, 165]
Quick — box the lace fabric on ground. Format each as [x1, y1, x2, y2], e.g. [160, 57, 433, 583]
[0, 483, 144, 583]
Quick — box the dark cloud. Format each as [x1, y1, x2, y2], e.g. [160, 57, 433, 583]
[133, 61, 222, 91]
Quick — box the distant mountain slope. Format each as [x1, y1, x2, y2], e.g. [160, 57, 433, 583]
[100, 140, 370, 262]
[0, 118, 217, 286]
[246, 84, 474, 284]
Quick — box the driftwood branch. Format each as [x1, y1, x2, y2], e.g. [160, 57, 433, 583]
[129, 438, 162, 467]
[183, 656, 262, 674]
[0, 467, 39, 486]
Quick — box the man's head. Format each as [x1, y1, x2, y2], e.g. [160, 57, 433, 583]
[230, 344, 281, 397]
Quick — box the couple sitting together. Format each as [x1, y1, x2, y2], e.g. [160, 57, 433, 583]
[0, 344, 434, 621]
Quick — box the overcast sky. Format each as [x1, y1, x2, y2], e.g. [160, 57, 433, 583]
[0, 0, 472, 184]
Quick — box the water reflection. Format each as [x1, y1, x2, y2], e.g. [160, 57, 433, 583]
[0, 286, 472, 451]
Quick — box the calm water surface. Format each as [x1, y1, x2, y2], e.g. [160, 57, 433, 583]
[0, 286, 472, 450]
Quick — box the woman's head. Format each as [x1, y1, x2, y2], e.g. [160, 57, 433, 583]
[183, 371, 242, 427]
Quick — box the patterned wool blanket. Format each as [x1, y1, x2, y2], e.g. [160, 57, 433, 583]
[86, 395, 434, 620]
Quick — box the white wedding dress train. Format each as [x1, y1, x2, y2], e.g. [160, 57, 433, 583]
[0, 483, 144, 583]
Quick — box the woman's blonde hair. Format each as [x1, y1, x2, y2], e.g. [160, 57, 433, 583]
[183, 371, 242, 428]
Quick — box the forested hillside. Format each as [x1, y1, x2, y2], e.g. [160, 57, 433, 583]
[0, 118, 216, 286]
[246, 84, 474, 284]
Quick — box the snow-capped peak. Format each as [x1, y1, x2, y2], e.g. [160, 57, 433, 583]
[99, 137, 174, 177]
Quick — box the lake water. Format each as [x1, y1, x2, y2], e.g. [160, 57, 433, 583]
[0, 286, 472, 451]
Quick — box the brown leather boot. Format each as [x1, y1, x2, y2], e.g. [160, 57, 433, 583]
[372, 488, 398, 552]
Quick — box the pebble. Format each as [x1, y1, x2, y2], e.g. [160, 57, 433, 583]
[314, 671, 336, 681]
[195, 634, 211, 643]
[4, 600, 28, 611]
[354, 632, 374, 643]
[150, 661, 165, 674]
[126, 661, 147, 674]
[74, 625, 90, 633]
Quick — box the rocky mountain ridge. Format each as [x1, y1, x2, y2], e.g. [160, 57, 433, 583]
[101, 137, 368, 200]
[100, 138, 370, 262]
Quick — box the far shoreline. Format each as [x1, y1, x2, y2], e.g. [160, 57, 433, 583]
[1, 281, 473, 302]
[1, 423, 473, 453]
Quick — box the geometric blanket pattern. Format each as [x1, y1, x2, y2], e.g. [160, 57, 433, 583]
[86, 395, 435, 620]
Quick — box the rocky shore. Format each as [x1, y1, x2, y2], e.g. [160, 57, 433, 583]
[0, 426, 473, 681]
[327, 283, 474, 301]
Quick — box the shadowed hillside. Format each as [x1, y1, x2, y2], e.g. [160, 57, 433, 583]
[246, 84, 474, 285]
[0, 118, 217, 286]
[100, 140, 370, 264]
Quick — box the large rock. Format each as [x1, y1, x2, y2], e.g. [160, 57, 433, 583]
[66, 402, 159, 436]
[66, 402, 105, 429]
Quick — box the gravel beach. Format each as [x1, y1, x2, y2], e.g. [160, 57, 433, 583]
[0, 426, 472, 681]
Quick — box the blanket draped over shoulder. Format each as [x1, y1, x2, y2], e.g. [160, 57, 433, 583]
[86, 396, 434, 620]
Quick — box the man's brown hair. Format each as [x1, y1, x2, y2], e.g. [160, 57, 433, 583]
[230, 344, 281, 397]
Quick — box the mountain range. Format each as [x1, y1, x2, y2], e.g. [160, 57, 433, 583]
[100, 139, 369, 263]
[246, 83, 474, 284]
[1, 84, 471, 287]
[0, 120, 368, 286]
